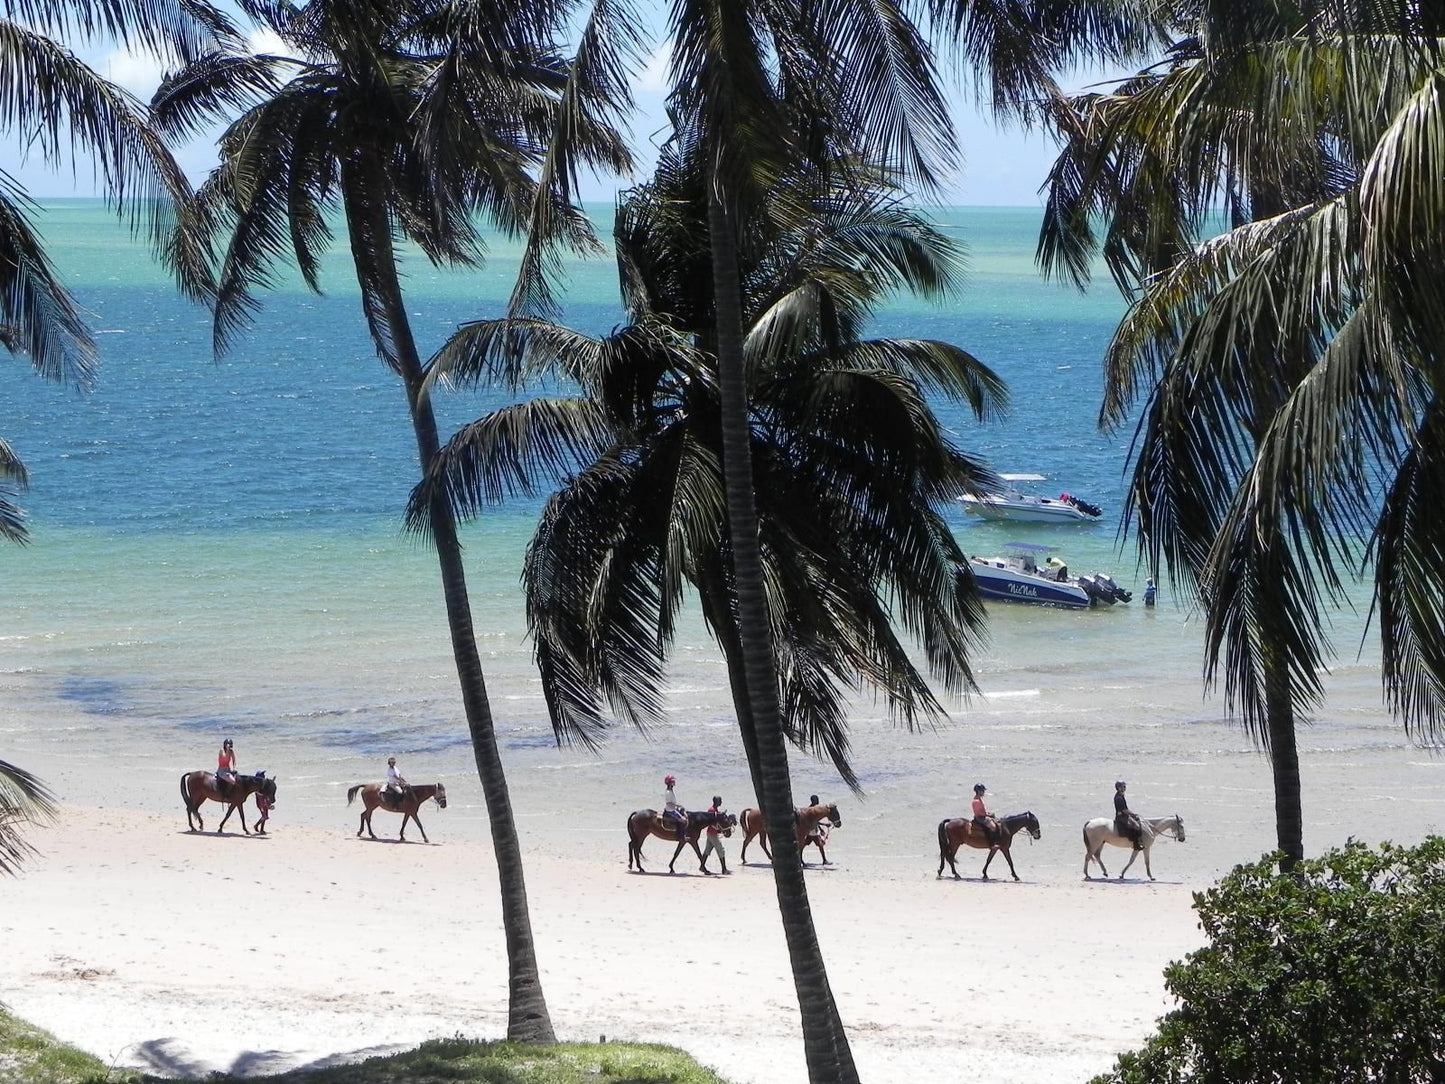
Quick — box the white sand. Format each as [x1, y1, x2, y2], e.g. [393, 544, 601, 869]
[4, 803, 1199, 1083]
[4, 683, 1443, 1082]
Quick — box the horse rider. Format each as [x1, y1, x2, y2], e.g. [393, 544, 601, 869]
[385, 757, 411, 806]
[663, 774, 688, 837]
[971, 783, 1000, 846]
[216, 738, 237, 799]
[1114, 780, 1144, 850]
[701, 795, 729, 875]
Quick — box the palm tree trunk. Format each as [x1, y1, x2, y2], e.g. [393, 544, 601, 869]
[1263, 646, 1303, 872]
[343, 173, 555, 1042]
[706, 171, 859, 1084]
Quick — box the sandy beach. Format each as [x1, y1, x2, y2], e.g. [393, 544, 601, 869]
[5, 688, 1442, 1083]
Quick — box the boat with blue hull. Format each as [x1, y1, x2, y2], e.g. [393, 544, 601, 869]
[966, 543, 1131, 609]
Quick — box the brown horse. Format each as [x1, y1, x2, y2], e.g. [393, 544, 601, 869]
[346, 782, 446, 842]
[738, 802, 841, 865]
[180, 770, 277, 835]
[937, 810, 1041, 881]
[626, 808, 736, 873]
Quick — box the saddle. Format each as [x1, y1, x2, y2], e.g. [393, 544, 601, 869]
[655, 811, 688, 836]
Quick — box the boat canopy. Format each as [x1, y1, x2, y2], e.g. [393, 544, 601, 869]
[998, 472, 1047, 482]
[1003, 541, 1059, 553]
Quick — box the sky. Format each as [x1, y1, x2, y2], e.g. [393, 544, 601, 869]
[3, 25, 1073, 209]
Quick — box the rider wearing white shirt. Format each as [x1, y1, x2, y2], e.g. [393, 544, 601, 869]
[386, 757, 410, 805]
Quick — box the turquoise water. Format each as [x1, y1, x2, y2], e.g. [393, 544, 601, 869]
[5, 199, 1433, 867]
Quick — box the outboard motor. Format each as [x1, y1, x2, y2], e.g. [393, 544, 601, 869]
[1092, 573, 1132, 604]
[1076, 576, 1109, 607]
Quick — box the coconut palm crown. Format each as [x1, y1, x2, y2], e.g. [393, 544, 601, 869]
[1038, 0, 1445, 864]
[412, 139, 1006, 788]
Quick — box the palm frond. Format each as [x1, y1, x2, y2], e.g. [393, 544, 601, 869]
[0, 185, 97, 386]
[0, 757, 56, 875]
[405, 397, 617, 534]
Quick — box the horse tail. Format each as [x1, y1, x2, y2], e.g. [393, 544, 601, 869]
[1082, 823, 1090, 850]
[937, 818, 949, 857]
[180, 772, 190, 805]
[347, 784, 364, 806]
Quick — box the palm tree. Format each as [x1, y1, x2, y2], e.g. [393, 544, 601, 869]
[1, 0, 229, 536]
[151, 0, 629, 1040]
[1037, 0, 1445, 869]
[496, 2, 1164, 1077]
[416, 138, 1003, 1083]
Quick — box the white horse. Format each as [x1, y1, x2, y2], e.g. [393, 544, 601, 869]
[1082, 813, 1185, 881]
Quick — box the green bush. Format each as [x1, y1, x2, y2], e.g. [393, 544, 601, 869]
[1092, 837, 1445, 1083]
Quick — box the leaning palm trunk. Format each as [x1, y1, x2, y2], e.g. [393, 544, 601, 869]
[707, 176, 858, 1084]
[343, 173, 554, 1042]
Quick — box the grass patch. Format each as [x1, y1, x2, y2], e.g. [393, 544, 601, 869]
[0, 1009, 734, 1083]
[0, 1008, 141, 1084]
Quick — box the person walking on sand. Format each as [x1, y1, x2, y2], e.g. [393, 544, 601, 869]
[701, 795, 729, 875]
[663, 774, 687, 837]
[385, 756, 410, 806]
[1114, 780, 1144, 850]
[971, 783, 999, 846]
[216, 738, 237, 799]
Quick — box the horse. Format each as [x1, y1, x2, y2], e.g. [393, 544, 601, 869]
[346, 782, 447, 843]
[1082, 813, 1186, 881]
[625, 808, 737, 874]
[180, 770, 277, 835]
[936, 810, 1042, 881]
[738, 802, 841, 865]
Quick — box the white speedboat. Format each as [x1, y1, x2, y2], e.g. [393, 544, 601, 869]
[965, 543, 1131, 609]
[959, 474, 1103, 523]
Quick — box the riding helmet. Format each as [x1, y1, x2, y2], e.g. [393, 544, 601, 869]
[665, 774, 676, 785]
[973, 783, 986, 794]
[1116, 780, 1126, 788]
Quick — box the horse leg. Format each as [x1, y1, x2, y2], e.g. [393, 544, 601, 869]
[1143, 842, 1154, 881]
[217, 800, 234, 834]
[1118, 844, 1139, 880]
[981, 847, 995, 881]
[1002, 845, 1020, 882]
[946, 845, 962, 880]
[363, 805, 378, 840]
[398, 813, 409, 841]
[668, 835, 687, 874]
[413, 813, 429, 844]
[689, 836, 707, 872]
[761, 830, 773, 862]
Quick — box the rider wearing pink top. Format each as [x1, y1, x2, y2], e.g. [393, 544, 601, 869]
[216, 738, 237, 797]
[971, 783, 999, 845]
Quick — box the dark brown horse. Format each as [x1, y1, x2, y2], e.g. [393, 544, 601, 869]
[180, 770, 277, 835]
[738, 802, 841, 865]
[937, 810, 1041, 881]
[626, 808, 736, 873]
[346, 782, 447, 842]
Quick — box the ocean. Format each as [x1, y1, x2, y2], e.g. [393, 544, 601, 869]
[3, 199, 1437, 877]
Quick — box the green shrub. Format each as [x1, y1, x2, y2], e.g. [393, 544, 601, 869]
[1092, 837, 1445, 1083]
